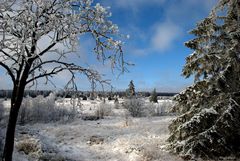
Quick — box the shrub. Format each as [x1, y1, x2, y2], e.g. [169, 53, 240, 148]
[114, 97, 119, 104]
[108, 96, 112, 101]
[18, 93, 78, 124]
[123, 98, 144, 117]
[16, 137, 41, 156]
[15, 135, 67, 161]
[94, 102, 112, 119]
[123, 110, 132, 126]
[114, 98, 120, 109]
[154, 100, 175, 116]
[141, 144, 161, 161]
[82, 95, 87, 100]
[142, 103, 156, 117]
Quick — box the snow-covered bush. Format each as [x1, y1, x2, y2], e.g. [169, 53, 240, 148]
[142, 100, 174, 117]
[140, 143, 162, 161]
[155, 100, 174, 116]
[16, 137, 41, 157]
[114, 97, 120, 109]
[123, 98, 144, 117]
[94, 102, 113, 119]
[123, 110, 132, 127]
[142, 103, 156, 117]
[15, 135, 67, 160]
[18, 94, 78, 124]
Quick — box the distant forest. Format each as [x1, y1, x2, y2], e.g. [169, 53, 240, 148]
[0, 90, 177, 99]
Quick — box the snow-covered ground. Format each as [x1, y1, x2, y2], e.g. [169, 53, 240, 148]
[14, 116, 182, 161]
[1, 98, 183, 161]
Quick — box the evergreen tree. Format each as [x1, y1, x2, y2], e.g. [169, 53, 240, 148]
[126, 80, 136, 97]
[149, 88, 158, 103]
[168, 0, 240, 159]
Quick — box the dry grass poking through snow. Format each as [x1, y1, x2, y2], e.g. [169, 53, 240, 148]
[13, 115, 183, 161]
[0, 98, 181, 161]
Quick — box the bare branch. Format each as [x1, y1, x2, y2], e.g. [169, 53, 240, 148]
[26, 60, 104, 86]
[0, 49, 18, 64]
[26, 67, 64, 85]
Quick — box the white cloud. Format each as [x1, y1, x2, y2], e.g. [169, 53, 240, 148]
[127, 22, 182, 55]
[147, 0, 216, 53]
[151, 21, 182, 52]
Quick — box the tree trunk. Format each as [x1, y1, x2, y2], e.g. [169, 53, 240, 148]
[2, 85, 26, 161]
[2, 106, 19, 161]
[1, 55, 33, 161]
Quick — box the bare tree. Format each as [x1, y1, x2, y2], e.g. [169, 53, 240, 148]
[0, 0, 127, 160]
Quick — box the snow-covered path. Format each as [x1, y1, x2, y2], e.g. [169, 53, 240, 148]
[15, 116, 183, 161]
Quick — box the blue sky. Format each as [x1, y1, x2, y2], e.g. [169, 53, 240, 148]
[96, 0, 218, 92]
[0, 0, 217, 92]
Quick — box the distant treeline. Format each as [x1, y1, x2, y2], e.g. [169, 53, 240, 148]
[0, 90, 53, 98]
[0, 90, 177, 99]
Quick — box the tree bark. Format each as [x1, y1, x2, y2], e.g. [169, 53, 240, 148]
[1, 54, 34, 161]
[2, 106, 19, 161]
[2, 85, 25, 161]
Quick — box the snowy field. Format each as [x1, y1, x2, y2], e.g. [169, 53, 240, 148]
[13, 116, 182, 161]
[1, 98, 183, 161]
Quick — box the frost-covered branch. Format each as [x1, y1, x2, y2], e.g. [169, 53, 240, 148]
[26, 60, 103, 86]
[1, 1, 128, 160]
[0, 0, 127, 89]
